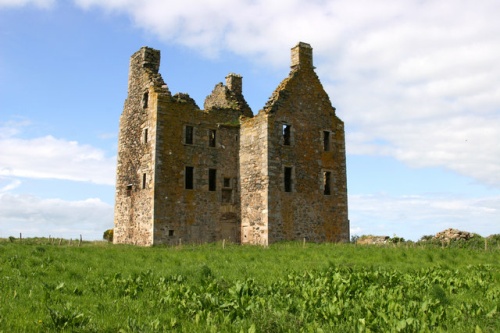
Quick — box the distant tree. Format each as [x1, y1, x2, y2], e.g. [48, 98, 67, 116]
[389, 235, 405, 244]
[103, 229, 114, 242]
[350, 235, 360, 244]
[419, 235, 434, 242]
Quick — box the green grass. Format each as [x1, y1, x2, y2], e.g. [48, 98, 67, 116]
[0, 239, 499, 332]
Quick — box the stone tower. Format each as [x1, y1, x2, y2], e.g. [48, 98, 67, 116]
[114, 42, 349, 246]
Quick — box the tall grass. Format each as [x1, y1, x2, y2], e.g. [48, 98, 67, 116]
[0, 239, 498, 332]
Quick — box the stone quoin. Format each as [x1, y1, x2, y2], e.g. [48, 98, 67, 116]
[114, 42, 349, 246]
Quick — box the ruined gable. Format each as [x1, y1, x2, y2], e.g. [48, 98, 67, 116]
[204, 73, 253, 117]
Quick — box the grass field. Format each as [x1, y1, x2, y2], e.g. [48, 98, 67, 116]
[1, 239, 499, 332]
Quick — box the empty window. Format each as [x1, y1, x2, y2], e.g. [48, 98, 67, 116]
[284, 167, 293, 192]
[282, 124, 291, 146]
[209, 169, 217, 191]
[223, 177, 231, 188]
[185, 125, 194, 145]
[142, 173, 147, 189]
[126, 184, 133, 196]
[142, 92, 149, 108]
[168, 230, 174, 236]
[144, 128, 148, 143]
[185, 166, 194, 189]
[323, 131, 330, 151]
[208, 129, 216, 147]
[323, 171, 331, 195]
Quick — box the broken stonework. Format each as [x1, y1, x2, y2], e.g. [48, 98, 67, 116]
[114, 42, 349, 246]
[434, 228, 474, 242]
[356, 236, 390, 245]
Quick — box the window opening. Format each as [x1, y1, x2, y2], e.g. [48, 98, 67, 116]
[223, 177, 231, 188]
[144, 128, 148, 143]
[142, 173, 147, 189]
[209, 169, 217, 191]
[282, 124, 291, 145]
[168, 230, 174, 236]
[323, 131, 330, 151]
[323, 171, 331, 195]
[126, 184, 133, 196]
[208, 129, 216, 147]
[185, 166, 194, 189]
[142, 92, 149, 108]
[284, 167, 292, 192]
[185, 125, 194, 145]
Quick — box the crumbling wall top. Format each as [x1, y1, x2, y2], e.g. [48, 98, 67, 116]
[134, 46, 161, 73]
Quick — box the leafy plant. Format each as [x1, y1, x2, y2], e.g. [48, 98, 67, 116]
[103, 229, 113, 242]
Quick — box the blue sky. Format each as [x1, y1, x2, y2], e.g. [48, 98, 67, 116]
[1, 0, 499, 241]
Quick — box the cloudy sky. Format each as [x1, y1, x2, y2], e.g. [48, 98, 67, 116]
[1, 0, 499, 241]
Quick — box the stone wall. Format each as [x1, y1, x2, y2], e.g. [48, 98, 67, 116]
[240, 114, 270, 245]
[263, 43, 349, 243]
[152, 96, 242, 245]
[114, 47, 165, 246]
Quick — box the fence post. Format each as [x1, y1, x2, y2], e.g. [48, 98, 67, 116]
[222, 239, 226, 249]
[19, 233, 22, 242]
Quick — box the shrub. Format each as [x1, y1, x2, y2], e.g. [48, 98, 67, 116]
[103, 229, 114, 242]
[419, 235, 434, 242]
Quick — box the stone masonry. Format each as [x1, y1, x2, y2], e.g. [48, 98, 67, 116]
[114, 42, 349, 246]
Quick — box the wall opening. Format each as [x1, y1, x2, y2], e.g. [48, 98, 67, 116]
[144, 128, 148, 144]
[323, 131, 330, 151]
[223, 177, 231, 188]
[126, 184, 133, 196]
[323, 171, 331, 195]
[209, 168, 217, 191]
[168, 230, 174, 236]
[282, 124, 291, 146]
[208, 129, 216, 147]
[142, 91, 149, 108]
[142, 173, 147, 189]
[185, 125, 194, 145]
[185, 166, 194, 189]
[284, 167, 293, 192]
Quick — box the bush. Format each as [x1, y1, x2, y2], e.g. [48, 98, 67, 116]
[103, 229, 114, 242]
[419, 235, 434, 242]
[389, 236, 405, 244]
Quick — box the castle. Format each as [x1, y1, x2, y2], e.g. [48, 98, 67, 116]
[113, 42, 349, 246]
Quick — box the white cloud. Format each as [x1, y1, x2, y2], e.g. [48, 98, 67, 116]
[349, 193, 500, 240]
[0, 122, 116, 185]
[66, 0, 500, 188]
[0, 177, 21, 192]
[0, 193, 113, 240]
[0, 0, 55, 8]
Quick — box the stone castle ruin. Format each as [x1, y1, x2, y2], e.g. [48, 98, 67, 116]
[114, 42, 349, 246]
